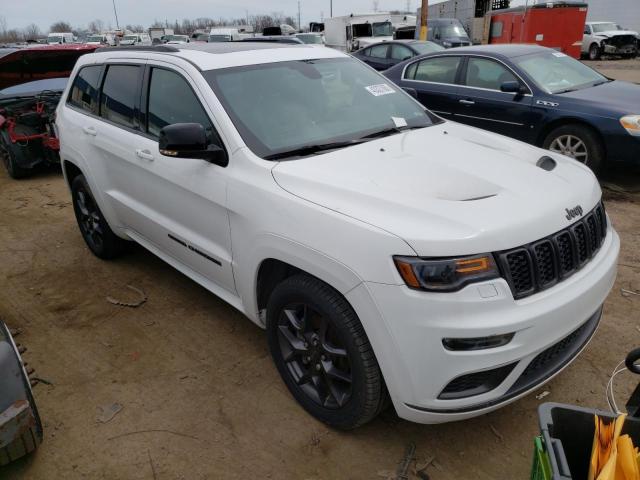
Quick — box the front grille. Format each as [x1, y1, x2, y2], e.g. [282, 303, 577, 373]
[497, 202, 607, 300]
[439, 363, 516, 400]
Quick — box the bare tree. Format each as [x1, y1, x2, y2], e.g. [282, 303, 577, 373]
[23, 23, 41, 40]
[50, 21, 73, 33]
[0, 16, 7, 37]
[88, 19, 105, 33]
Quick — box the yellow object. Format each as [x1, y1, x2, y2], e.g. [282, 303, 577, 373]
[587, 414, 640, 480]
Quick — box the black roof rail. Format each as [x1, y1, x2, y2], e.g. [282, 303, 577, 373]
[94, 45, 180, 53]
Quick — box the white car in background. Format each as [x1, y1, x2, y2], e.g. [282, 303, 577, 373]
[583, 21, 639, 59]
[294, 33, 326, 46]
[56, 43, 618, 429]
[165, 34, 190, 44]
[119, 33, 152, 46]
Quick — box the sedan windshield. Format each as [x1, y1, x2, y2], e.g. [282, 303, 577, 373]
[373, 22, 393, 37]
[439, 24, 467, 38]
[204, 57, 437, 159]
[410, 42, 445, 54]
[167, 35, 188, 42]
[296, 34, 323, 44]
[592, 23, 619, 33]
[513, 51, 607, 94]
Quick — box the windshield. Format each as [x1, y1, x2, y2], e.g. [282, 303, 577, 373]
[410, 42, 445, 54]
[87, 36, 103, 42]
[514, 51, 607, 94]
[438, 24, 468, 38]
[209, 34, 232, 42]
[372, 22, 393, 37]
[297, 34, 323, 44]
[48, 36, 63, 43]
[123, 35, 137, 41]
[204, 57, 437, 159]
[592, 23, 619, 33]
[167, 35, 187, 42]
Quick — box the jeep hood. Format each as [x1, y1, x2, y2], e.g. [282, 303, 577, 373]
[0, 44, 97, 90]
[272, 122, 601, 256]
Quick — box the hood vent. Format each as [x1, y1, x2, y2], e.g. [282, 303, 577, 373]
[537, 156, 557, 171]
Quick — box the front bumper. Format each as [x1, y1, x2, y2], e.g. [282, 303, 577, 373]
[603, 43, 637, 55]
[346, 228, 619, 424]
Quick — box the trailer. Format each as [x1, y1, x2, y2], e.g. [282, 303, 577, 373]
[488, 2, 588, 59]
[324, 13, 417, 52]
[148, 27, 174, 43]
[424, 0, 509, 43]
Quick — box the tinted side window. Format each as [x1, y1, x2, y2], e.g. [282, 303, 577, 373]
[146, 68, 216, 142]
[464, 57, 518, 90]
[413, 56, 461, 83]
[584, 25, 590, 34]
[100, 65, 140, 129]
[390, 44, 413, 61]
[68, 65, 102, 114]
[361, 47, 371, 57]
[369, 44, 389, 59]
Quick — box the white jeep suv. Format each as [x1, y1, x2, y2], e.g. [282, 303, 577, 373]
[56, 43, 619, 429]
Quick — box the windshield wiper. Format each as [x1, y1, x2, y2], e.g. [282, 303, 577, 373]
[263, 139, 366, 160]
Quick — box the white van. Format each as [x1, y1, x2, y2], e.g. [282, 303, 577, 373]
[119, 33, 152, 46]
[47, 32, 74, 44]
[208, 28, 241, 42]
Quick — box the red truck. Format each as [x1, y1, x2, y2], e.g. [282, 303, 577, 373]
[488, 1, 588, 59]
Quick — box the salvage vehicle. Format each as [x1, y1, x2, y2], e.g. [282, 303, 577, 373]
[352, 40, 443, 70]
[57, 43, 618, 429]
[582, 22, 639, 60]
[0, 320, 42, 465]
[384, 44, 640, 172]
[46, 32, 74, 45]
[0, 44, 97, 178]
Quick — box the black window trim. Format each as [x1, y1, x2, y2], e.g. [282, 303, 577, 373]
[98, 62, 145, 133]
[140, 63, 229, 166]
[65, 64, 106, 117]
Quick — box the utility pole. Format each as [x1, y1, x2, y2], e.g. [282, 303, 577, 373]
[112, 0, 120, 30]
[298, 1, 301, 31]
[419, 0, 428, 40]
[330, 0, 333, 18]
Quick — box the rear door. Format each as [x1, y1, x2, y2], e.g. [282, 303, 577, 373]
[399, 55, 464, 119]
[455, 56, 533, 139]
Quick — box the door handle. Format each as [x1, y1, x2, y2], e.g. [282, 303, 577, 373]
[82, 126, 97, 136]
[459, 99, 475, 105]
[135, 149, 155, 161]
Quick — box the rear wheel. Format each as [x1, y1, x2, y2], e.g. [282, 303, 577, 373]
[71, 175, 127, 259]
[588, 43, 601, 60]
[1, 142, 30, 179]
[266, 273, 387, 430]
[543, 124, 604, 173]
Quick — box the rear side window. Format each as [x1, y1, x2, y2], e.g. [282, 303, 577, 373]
[464, 57, 518, 90]
[369, 44, 389, 59]
[100, 65, 140, 129]
[407, 56, 461, 84]
[146, 68, 218, 143]
[67, 65, 102, 114]
[390, 44, 413, 61]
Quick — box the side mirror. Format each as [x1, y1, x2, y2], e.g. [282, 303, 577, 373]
[402, 87, 418, 98]
[500, 80, 526, 95]
[159, 123, 228, 167]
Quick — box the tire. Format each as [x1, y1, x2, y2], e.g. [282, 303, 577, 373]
[588, 43, 601, 60]
[1, 142, 30, 179]
[266, 273, 387, 430]
[543, 124, 605, 173]
[0, 426, 41, 466]
[71, 174, 127, 259]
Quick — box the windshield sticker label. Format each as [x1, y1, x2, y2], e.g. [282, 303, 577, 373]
[391, 117, 408, 128]
[552, 52, 567, 57]
[365, 84, 396, 96]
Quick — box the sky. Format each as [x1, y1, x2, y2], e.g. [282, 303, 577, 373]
[3, 0, 527, 32]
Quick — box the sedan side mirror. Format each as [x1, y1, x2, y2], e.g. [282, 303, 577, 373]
[500, 80, 527, 95]
[159, 123, 228, 167]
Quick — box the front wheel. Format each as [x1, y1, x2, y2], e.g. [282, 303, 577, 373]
[543, 124, 604, 173]
[71, 174, 128, 259]
[266, 274, 387, 430]
[589, 43, 601, 60]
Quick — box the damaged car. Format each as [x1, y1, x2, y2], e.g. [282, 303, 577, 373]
[0, 44, 97, 178]
[0, 320, 42, 466]
[582, 22, 639, 60]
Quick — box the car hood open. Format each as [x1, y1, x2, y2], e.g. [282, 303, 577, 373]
[0, 44, 97, 90]
[272, 122, 601, 256]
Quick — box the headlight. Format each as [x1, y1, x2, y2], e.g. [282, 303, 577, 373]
[393, 254, 500, 292]
[442, 41, 452, 47]
[620, 115, 640, 136]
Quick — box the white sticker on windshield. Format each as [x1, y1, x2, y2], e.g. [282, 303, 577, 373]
[365, 84, 396, 96]
[552, 52, 567, 57]
[391, 117, 408, 128]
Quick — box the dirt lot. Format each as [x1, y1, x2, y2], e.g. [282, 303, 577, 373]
[0, 62, 639, 480]
[587, 57, 640, 83]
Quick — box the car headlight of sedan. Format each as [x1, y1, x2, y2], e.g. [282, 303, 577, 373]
[620, 115, 640, 136]
[442, 40, 452, 47]
[393, 254, 500, 292]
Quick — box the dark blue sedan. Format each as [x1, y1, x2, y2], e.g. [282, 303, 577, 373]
[383, 44, 640, 172]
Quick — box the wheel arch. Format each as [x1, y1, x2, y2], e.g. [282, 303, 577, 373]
[61, 159, 83, 189]
[536, 117, 607, 157]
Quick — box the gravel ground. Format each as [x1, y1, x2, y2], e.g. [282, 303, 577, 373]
[0, 60, 639, 480]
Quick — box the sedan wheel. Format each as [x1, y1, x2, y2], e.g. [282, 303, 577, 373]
[548, 135, 589, 164]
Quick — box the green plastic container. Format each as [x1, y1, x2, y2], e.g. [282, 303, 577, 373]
[531, 436, 552, 480]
